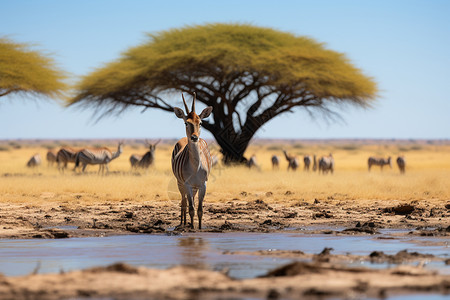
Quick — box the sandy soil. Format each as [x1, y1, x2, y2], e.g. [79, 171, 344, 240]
[0, 198, 449, 299]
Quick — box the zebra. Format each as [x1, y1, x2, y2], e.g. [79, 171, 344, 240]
[368, 156, 392, 171]
[283, 150, 299, 171]
[271, 155, 280, 170]
[130, 139, 160, 170]
[56, 147, 79, 173]
[318, 154, 334, 174]
[75, 142, 123, 174]
[396, 156, 406, 174]
[27, 153, 41, 168]
[46, 150, 57, 167]
[172, 92, 213, 229]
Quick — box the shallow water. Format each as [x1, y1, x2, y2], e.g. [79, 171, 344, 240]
[0, 231, 448, 279]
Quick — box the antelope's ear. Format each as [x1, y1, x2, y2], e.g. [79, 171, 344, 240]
[199, 106, 213, 119]
[173, 107, 186, 120]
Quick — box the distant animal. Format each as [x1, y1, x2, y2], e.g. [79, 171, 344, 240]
[46, 150, 57, 167]
[283, 150, 299, 171]
[27, 153, 41, 168]
[211, 154, 220, 167]
[312, 155, 317, 171]
[303, 155, 312, 171]
[247, 155, 260, 170]
[171, 93, 213, 229]
[318, 154, 334, 174]
[75, 142, 123, 174]
[396, 156, 406, 174]
[56, 147, 79, 173]
[130, 139, 160, 170]
[271, 155, 280, 170]
[368, 156, 392, 171]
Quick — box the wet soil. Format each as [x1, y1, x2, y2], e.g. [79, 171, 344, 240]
[0, 198, 449, 299]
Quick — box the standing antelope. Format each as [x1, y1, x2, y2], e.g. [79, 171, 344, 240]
[75, 142, 123, 174]
[318, 154, 334, 174]
[56, 147, 79, 173]
[396, 156, 406, 174]
[247, 154, 260, 170]
[27, 153, 41, 168]
[303, 155, 312, 171]
[130, 140, 160, 170]
[368, 156, 392, 171]
[271, 155, 280, 170]
[283, 150, 299, 171]
[46, 150, 57, 167]
[172, 93, 213, 229]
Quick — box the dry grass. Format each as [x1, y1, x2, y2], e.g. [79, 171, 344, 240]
[0, 140, 449, 207]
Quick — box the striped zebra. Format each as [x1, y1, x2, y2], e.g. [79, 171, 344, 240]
[130, 139, 160, 170]
[171, 93, 213, 229]
[396, 156, 406, 174]
[271, 155, 280, 170]
[368, 156, 392, 171]
[27, 153, 41, 168]
[75, 142, 123, 174]
[318, 154, 334, 174]
[283, 150, 299, 171]
[56, 147, 79, 173]
[46, 149, 57, 167]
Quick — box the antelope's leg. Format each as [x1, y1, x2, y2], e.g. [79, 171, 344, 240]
[184, 184, 195, 228]
[197, 183, 206, 230]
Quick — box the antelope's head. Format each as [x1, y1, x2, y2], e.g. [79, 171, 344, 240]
[174, 92, 212, 143]
[145, 139, 161, 153]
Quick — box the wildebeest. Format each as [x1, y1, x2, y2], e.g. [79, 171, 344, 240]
[368, 156, 392, 171]
[396, 156, 406, 174]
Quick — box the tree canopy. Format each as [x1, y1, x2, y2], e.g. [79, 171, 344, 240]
[70, 23, 377, 163]
[0, 37, 67, 99]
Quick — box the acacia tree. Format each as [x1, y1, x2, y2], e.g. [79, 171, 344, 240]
[0, 38, 67, 99]
[69, 24, 377, 163]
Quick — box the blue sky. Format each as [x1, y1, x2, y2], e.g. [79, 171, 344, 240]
[0, 0, 449, 140]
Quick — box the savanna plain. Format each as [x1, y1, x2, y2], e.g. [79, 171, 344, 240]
[0, 139, 449, 300]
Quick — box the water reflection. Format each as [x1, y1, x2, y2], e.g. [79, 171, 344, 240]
[177, 237, 209, 269]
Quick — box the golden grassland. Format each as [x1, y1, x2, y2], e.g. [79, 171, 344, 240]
[0, 140, 449, 208]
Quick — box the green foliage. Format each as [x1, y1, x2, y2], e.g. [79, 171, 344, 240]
[70, 23, 377, 107]
[0, 38, 68, 99]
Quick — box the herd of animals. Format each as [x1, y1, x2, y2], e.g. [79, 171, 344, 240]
[247, 152, 406, 174]
[22, 93, 407, 229]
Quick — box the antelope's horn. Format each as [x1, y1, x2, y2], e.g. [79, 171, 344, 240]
[191, 92, 196, 113]
[181, 93, 189, 114]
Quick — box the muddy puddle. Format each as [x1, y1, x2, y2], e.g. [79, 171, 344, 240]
[0, 231, 448, 279]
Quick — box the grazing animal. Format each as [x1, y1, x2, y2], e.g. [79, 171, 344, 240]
[283, 150, 299, 171]
[75, 142, 123, 174]
[171, 93, 213, 229]
[46, 150, 57, 167]
[56, 147, 79, 173]
[303, 155, 312, 171]
[396, 156, 406, 174]
[368, 156, 392, 171]
[130, 140, 160, 170]
[247, 154, 260, 170]
[27, 153, 41, 168]
[318, 154, 334, 174]
[271, 155, 280, 170]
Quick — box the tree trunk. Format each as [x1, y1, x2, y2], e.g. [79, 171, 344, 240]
[210, 125, 256, 165]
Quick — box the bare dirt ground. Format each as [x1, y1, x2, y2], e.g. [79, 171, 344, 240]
[0, 198, 449, 299]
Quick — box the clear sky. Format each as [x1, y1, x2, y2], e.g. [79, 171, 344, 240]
[0, 0, 449, 140]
